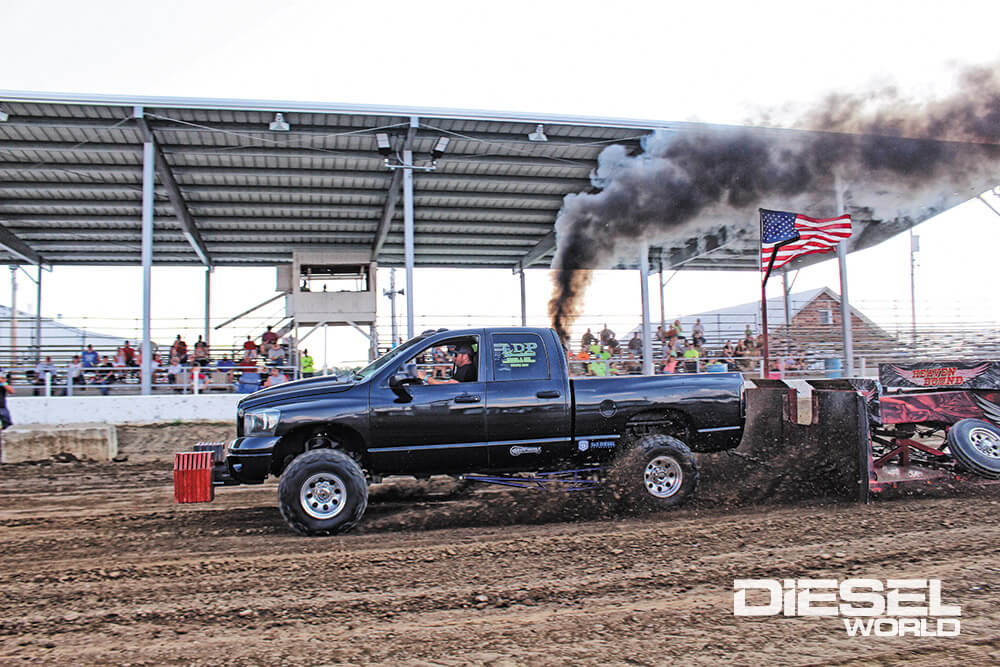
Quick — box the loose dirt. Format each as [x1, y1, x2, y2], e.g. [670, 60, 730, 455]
[1, 424, 999, 665]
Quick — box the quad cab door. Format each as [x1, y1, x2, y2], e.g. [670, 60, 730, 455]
[368, 334, 487, 474]
[485, 331, 572, 470]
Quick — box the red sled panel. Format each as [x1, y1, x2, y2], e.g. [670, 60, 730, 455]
[173, 451, 214, 503]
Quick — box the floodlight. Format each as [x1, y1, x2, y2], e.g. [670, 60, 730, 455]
[528, 124, 548, 142]
[375, 132, 392, 156]
[430, 136, 450, 161]
[268, 112, 290, 131]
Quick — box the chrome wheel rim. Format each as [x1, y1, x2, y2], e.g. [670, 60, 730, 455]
[969, 427, 1000, 459]
[644, 455, 682, 498]
[300, 472, 347, 520]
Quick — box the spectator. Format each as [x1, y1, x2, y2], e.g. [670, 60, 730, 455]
[581, 328, 596, 348]
[623, 351, 641, 374]
[193, 336, 209, 365]
[744, 325, 755, 346]
[119, 340, 137, 367]
[692, 319, 705, 347]
[94, 356, 117, 396]
[599, 323, 615, 347]
[64, 355, 85, 394]
[682, 340, 700, 373]
[33, 356, 57, 396]
[217, 355, 235, 384]
[656, 325, 667, 345]
[0, 369, 13, 428]
[267, 343, 286, 367]
[149, 353, 162, 378]
[167, 357, 184, 392]
[242, 335, 258, 359]
[81, 344, 99, 368]
[261, 326, 279, 356]
[722, 341, 735, 366]
[264, 366, 288, 387]
[171, 335, 188, 364]
[238, 349, 256, 370]
[300, 349, 315, 378]
[588, 343, 610, 377]
[664, 320, 676, 339]
[607, 336, 621, 356]
[628, 331, 642, 356]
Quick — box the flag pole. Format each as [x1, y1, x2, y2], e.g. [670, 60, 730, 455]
[761, 276, 770, 377]
[759, 225, 786, 381]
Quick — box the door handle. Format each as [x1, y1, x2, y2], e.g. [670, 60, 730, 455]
[454, 393, 481, 403]
[536, 390, 561, 399]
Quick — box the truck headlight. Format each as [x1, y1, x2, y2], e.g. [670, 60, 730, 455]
[243, 408, 280, 436]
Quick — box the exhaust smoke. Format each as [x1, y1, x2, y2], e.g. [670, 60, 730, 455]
[548, 63, 1000, 343]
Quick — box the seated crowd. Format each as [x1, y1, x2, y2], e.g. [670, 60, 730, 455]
[23, 325, 314, 395]
[570, 320, 802, 376]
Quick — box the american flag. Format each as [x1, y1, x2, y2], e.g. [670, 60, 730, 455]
[759, 208, 852, 277]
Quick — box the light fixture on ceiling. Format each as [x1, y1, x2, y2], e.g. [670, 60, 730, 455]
[528, 124, 548, 142]
[268, 112, 290, 131]
[0, 106, 8, 122]
[375, 132, 393, 157]
[430, 136, 450, 161]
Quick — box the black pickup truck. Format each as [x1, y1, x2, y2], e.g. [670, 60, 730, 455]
[225, 327, 745, 535]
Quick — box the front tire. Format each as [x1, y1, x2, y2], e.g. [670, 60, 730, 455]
[947, 418, 1000, 479]
[607, 434, 699, 509]
[278, 449, 369, 536]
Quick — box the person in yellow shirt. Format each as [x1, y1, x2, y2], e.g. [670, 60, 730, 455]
[300, 349, 315, 378]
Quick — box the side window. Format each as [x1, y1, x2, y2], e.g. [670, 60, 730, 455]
[491, 333, 548, 381]
[402, 336, 479, 382]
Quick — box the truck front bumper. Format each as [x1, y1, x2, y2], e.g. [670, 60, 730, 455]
[224, 435, 281, 484]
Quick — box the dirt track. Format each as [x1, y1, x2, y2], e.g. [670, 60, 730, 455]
[2, 425, 1000, 665]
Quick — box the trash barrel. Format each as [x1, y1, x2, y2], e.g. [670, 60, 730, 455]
[824, 357, 843, 379]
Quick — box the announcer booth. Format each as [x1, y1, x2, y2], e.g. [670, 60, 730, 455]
[0, 90, 996, 392]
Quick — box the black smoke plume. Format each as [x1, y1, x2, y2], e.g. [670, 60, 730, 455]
[549, 63, 1000, 343]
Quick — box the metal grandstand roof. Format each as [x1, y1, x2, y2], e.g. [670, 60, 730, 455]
[0, 90, 993, 271]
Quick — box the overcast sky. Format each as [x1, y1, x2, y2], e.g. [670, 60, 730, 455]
[2, 1, 999, 366]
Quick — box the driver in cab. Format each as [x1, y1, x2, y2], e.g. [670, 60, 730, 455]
[425, 344, 476, 384]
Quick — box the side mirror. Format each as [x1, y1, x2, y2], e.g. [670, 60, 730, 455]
[389, 373, 414, 402]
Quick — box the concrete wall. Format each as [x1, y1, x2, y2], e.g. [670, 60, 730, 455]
[7, 394, 242, 425]
[1, 423, 118, 463]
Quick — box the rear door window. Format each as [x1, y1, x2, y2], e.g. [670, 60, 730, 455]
[491, 333, 548, 381]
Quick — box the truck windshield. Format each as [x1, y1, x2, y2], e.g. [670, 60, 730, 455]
[351, 336, 428, 382]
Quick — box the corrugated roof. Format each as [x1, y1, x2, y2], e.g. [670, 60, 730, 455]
[0, 91, 993, 270]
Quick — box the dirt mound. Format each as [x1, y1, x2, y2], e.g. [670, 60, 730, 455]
[697, 388, 867, 507]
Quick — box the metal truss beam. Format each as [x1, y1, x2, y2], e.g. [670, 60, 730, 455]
[134, 114, 212, 266]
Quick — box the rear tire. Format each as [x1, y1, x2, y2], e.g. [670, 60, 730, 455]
[278, 449, 368, 536]
[947, 418, 1000, 479]
[607, 434, 699, 509]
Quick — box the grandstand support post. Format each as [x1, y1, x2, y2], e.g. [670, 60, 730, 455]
[9, 265, 16, 367]
[139, 123, 155, 396]
[519, 267, 527, 327]
[658, 263, 665, 330]
[403, 116, 417, 340]
[639, 241, 653, 375]
[782, 269, 791, 357]
[834, 172, 854, 376]
[369, 323, 378, 361]
[204, 267, 211, 349]
[34, 265, 41, 364]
